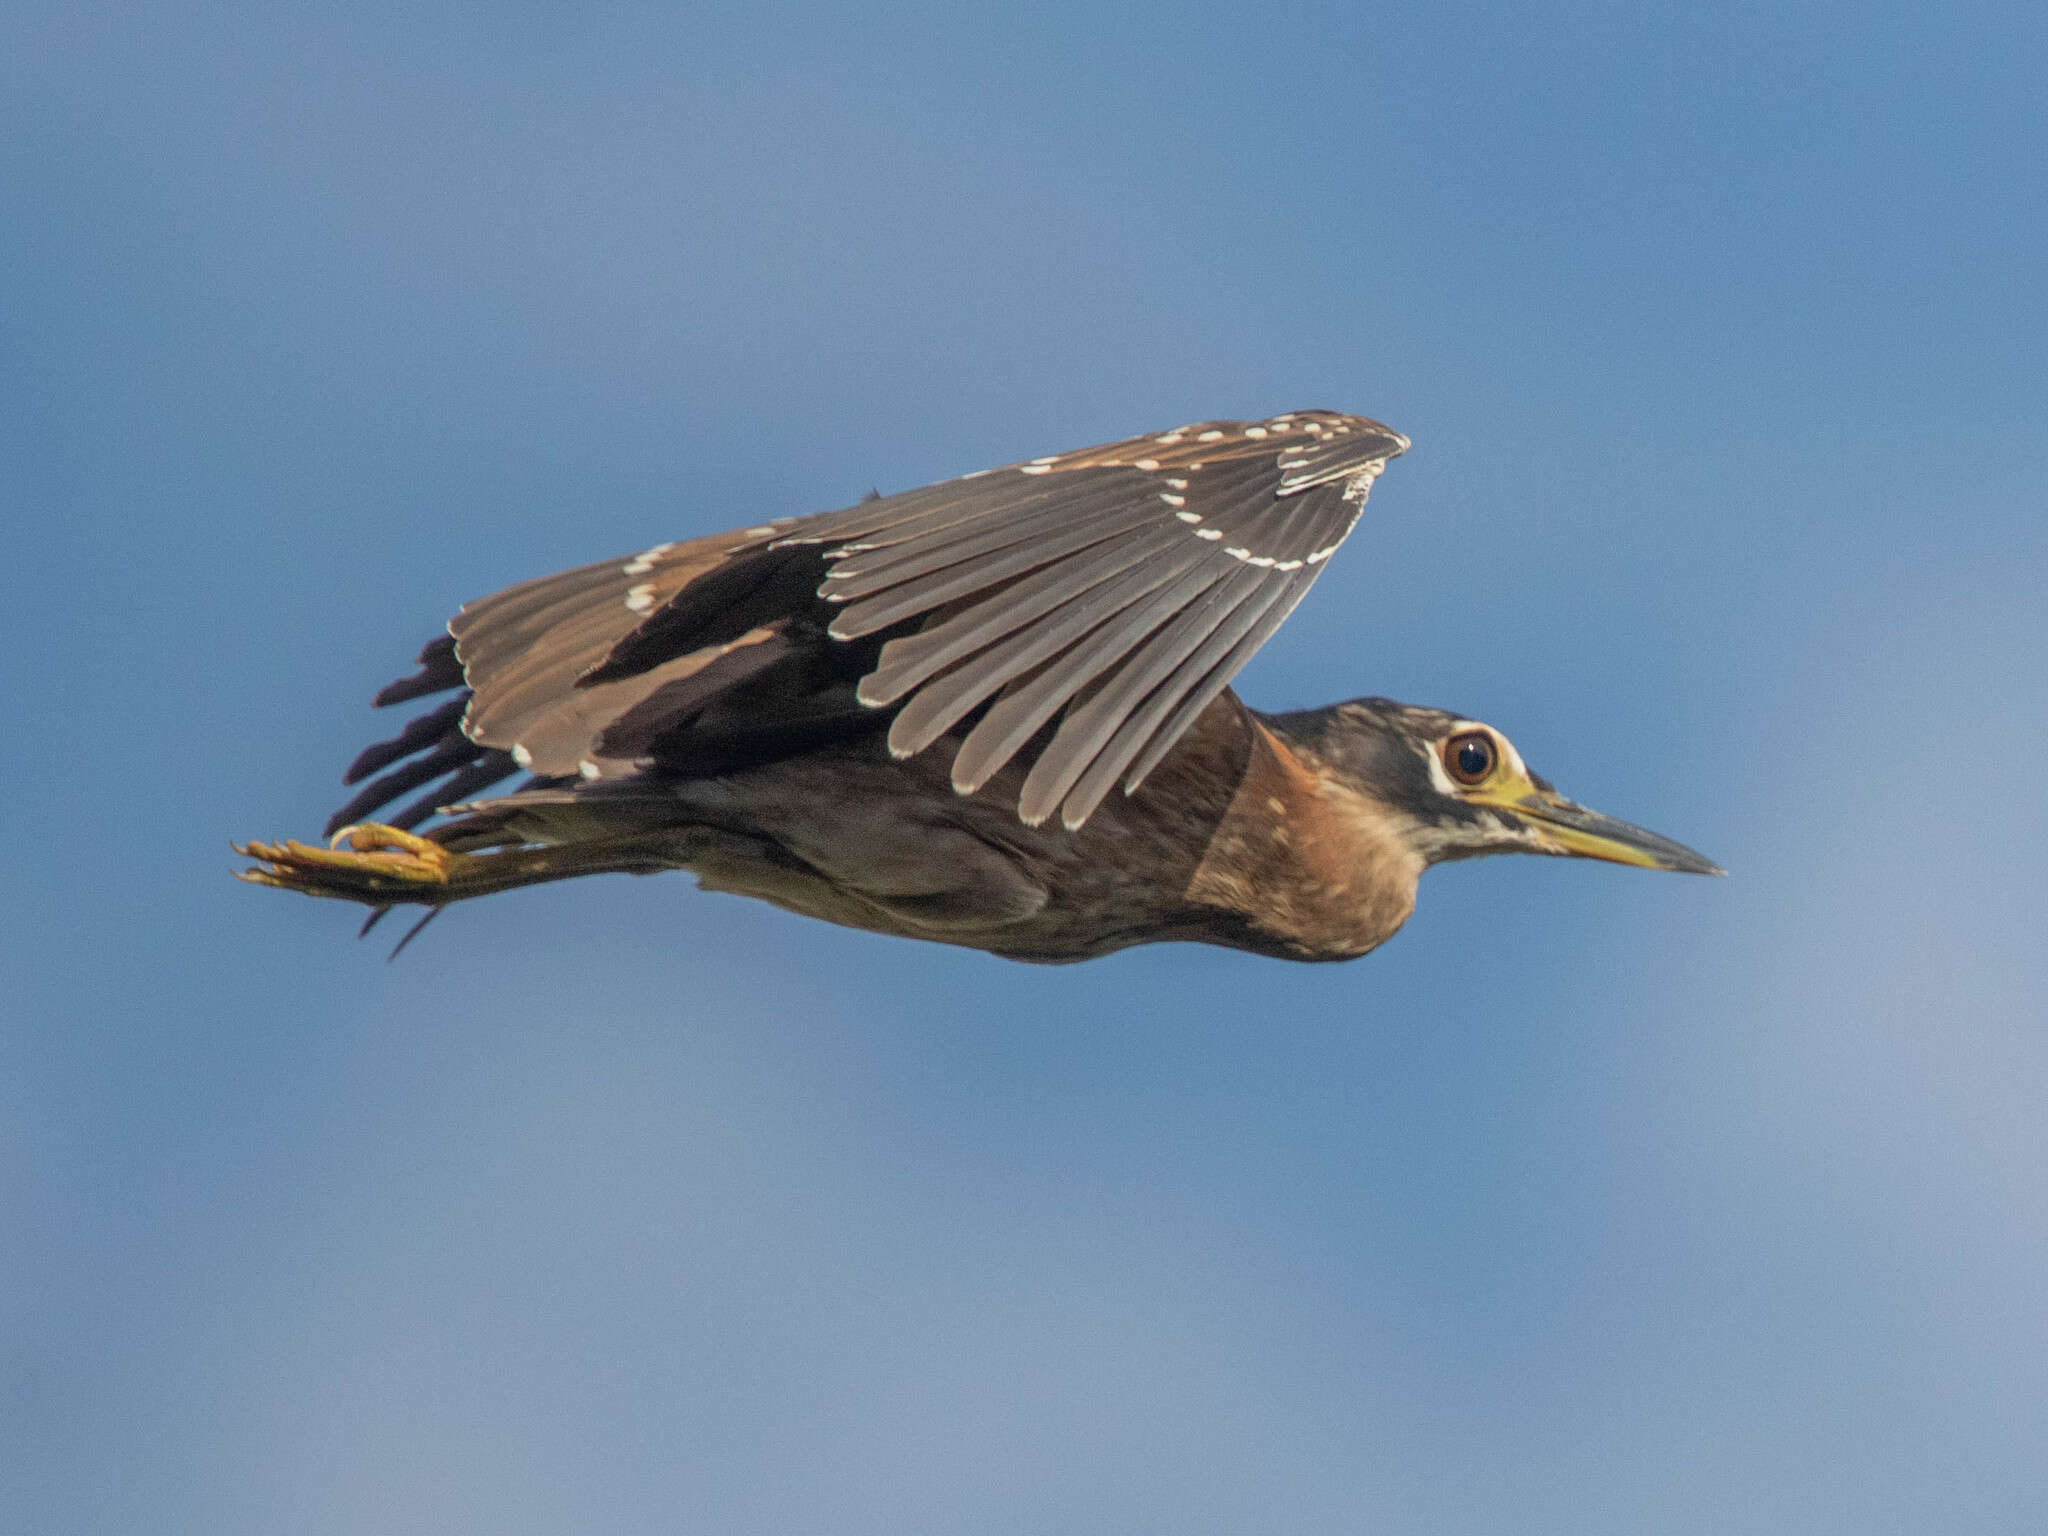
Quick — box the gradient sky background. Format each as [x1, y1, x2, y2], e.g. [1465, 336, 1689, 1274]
[6, 3, 2047, 1532]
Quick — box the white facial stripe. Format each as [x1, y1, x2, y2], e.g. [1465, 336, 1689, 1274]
[1419, 738, 1461, 797]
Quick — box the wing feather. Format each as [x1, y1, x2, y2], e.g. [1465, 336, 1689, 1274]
[855, 525, 1182, 708]
[1117, 566, 1320, 792]
[824, 495, 1164, 637]
[884, 526, 1201, 763]
[798, 410, 1406, 823]
[946, 543, 1228, 795]
[1020, 564, 1278, 827]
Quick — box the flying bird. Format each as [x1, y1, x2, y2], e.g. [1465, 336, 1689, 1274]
[238, 411, 1718, 962]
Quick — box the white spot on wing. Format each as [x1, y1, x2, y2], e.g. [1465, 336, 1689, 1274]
[1158, 492, 1186, 508]
[1197, 429, 1224, 442]
[510, 744, 533, 769]
[1019, 463, 1052, 475]
[1134, 458, 1161, 471]
[624, 583, 657, 613]
[1342, 466, 1382, 503]
[1243, 425, 1268, 438]
[1175, 510, 1202, 523]
[578, 759, 602, 780]
[1195, 527, 1223, 541]
[621, 540, 675, 575]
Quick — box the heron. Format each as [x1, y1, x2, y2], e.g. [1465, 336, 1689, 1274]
[237, 411, 1718, 962]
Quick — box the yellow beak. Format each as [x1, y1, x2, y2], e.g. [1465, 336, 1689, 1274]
[1503, 789, 1724, 875]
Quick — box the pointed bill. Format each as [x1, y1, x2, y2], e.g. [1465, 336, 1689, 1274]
[1508, 790, 1724, 875]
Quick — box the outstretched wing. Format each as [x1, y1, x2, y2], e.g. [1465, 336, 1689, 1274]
[328, 410, 1405, 835]
[778, 409, 1407, 826]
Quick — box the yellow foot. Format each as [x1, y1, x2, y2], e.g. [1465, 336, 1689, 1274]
[235, 822, 467, 903]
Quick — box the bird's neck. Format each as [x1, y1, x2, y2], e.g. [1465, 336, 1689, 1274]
[1183, 711, 1424, 961]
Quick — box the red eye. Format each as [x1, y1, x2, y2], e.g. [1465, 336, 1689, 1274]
[1444, 730, 1496, 785]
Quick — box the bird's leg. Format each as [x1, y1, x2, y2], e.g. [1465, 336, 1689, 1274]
[234, 821, 671, 907]
[235, 823, 475, 904]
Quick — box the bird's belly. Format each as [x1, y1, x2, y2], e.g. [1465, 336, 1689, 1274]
[660, 744, 1231, 960]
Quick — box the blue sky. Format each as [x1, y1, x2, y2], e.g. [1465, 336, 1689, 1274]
[6, 3, 2046, 1532]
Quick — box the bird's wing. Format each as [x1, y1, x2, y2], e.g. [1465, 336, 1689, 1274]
[330, 411, 1405, 836]
[775, 409, 1407, 827]
[323, 524, 804, 834]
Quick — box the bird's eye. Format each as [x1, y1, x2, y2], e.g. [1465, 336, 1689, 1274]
[1444, 730, 1497, 785]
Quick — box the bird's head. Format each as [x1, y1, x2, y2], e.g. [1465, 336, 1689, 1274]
[1271, 698, 1723, 875]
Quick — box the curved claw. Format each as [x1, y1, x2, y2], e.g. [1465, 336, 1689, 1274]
[234, 822, 464, 902]
[327, 821, 446, 859]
